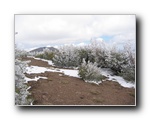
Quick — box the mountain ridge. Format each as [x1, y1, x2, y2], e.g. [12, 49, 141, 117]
[29, 47, 58, 53]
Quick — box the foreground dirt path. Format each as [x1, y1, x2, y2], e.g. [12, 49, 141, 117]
[23, 57, 135, 105]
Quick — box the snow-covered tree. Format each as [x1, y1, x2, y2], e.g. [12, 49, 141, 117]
[15, 46, 32, 105]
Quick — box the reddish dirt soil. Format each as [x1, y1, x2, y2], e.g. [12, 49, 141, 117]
[23, 57, 135, 106]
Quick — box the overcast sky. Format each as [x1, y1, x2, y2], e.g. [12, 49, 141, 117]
[15, 15, 135, 51]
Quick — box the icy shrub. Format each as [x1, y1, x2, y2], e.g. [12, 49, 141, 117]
[15, 59, 32, 105]
[77, 47, 95, 65]
[52, 45, 79, 67]
[35, 48, 55, 60]
[121, 65, 135, 82]
[107, 50, 128, 74]
[15, 47, 28, 58]
[45, 52, 54, 60]
[35, 53, 44, 59]
[107, 44, 135, 82]
[43, 48, 55, 60]
[93, 48, 109, 68]
[15, 47, 32, 105]
[52, 46, 96, 68]
[89, 39, 110, 68]
[120, 45, 135, 82]
[78, 59, 105, 83]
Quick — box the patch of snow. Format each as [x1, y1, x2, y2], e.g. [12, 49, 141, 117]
[47, 60, 54, 66]
[59, 74, 63, 76]
[27, 56, 34, 58]
[26, 86, 31, 91]
[26, 65, 80, 78]
[26, 66, 49, 74]
[24, 76, 48, 82]
[85, 80, 102, 85]
[30, 101, 33, 105]
[100, 68, 114, 76]
[100, 68, 135, 88]
[31, 57, 41, 60]
[108, 75, 135, 88]
[59, 69, 80, 78]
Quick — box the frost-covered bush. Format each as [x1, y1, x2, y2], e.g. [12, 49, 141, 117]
[15, 47, 32, 105]
[78, 59, 105, 83]
[121, 64, 135, 82]
[50, 40, 135, 82]
[88, 40, 110, 68]
[35, 48, 55, 60]
[52, 45, 80, 67]
[43, 48, 55, 60]
[15, 60, 31, 105]
[15, 47, 28, 58]
[120, 44, 135, 82]
[92, 48, 109, 68]
[35, 53, 44, 59]
[107, 50, 128, 74]
[106, 44, 135, 82]
[52, 45, 96, 68]
[77, 47, 95, 65]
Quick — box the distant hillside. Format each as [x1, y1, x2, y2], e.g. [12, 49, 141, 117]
[29, 47, 58, 53]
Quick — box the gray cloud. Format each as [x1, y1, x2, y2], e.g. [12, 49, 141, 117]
[15, 15, 135, 50]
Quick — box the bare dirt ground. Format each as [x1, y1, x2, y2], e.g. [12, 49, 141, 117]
[23, 57, 135, 105]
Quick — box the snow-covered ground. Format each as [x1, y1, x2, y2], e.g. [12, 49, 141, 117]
[26, 65, 79, 78]
[59, 69, 79, 78]
[25, 57, 135, 88]
[100, 68, 135, 88]
[85, 80, 102, 85]
[25, 76, 48, 83]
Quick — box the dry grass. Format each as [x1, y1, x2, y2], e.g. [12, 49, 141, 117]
[128, 92, 135, 97]
[48, 78, 53, 81]
[93, 97, 104, 103]
[90, 90, 100, 95]
[61, 80, 69, 84]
